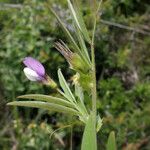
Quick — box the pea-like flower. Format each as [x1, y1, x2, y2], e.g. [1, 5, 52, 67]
[23, 57, 57, 88]
[23, 57, 46, 81]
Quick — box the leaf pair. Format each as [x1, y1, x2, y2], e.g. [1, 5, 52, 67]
[8, 69, 88, 121]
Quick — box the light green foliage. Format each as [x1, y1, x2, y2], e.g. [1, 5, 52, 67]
[58, 69, 76, 103]
[71, 53, 90, 73]
[81, 113, 97, 150]
[18, 94, 75, 108]
[67, 0, 90, 43]
[75, 83, 88, 115]
[8, 101, 80, 115]
[79, 72, 92, 91]
[57, 69, 89, 123]
[106, 131, 117, 150]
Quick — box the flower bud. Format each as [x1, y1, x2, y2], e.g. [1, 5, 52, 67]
[23, 57, 45, 80]
[71, 53, 89, 73]
[23, 57, 57, 89]
[55, 41, 90, 73]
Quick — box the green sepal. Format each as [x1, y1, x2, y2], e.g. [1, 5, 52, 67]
[79, 73, 93, 91]
[71, 53, 90, 73]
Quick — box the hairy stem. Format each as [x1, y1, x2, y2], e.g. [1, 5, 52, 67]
[90, 1, 102, 147]
[91, 17, 97, 126]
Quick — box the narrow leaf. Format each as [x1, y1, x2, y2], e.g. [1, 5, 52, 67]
[48, 6, 91, 67]
[58, 69, 76, 103]
[18, 94, 74, 108]
[75, 84, 88, 114]
[67, 0, 81, 30]
[49, 7, 81, 55]
[75, 26, 91, 65]
[68, 0, 91, 42]
[107, 131, 117, 150]
[7, 101, 80, 115]
[81, 112, 97, 150]
[75, 83, 84, 102]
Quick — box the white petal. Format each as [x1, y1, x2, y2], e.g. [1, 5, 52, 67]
[23, 67, 40, 81]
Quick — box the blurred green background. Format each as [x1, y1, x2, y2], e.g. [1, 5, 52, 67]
[0, 0, 150, 149]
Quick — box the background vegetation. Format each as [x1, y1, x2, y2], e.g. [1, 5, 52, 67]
[0, 0, 150, 149]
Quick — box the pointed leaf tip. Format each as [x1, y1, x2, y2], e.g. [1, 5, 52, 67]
[58, 69, 76, 103]
[107, 131, 117, 150]
[7, 101, 80, 115]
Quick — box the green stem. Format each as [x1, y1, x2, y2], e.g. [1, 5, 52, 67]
[90, 0, 102, 145]
[91, 17, 97, 124]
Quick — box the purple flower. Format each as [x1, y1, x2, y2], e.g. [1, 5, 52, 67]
[23, 57, 46, 81]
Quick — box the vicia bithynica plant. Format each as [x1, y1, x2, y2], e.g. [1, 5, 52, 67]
[8, 0, 116, 150]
